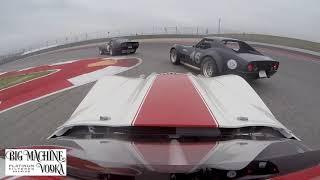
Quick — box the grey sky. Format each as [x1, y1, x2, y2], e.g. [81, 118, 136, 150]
[0, 0, 319, 55]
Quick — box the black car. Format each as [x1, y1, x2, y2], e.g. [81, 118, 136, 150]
[98, 38, 139, 56]
[170, 37, 279, 79]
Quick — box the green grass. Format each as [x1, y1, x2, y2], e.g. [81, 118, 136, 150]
[0, 70, 55, 90]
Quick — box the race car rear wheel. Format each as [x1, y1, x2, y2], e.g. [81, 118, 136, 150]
[201, 57, 218, 77]
[170, 48, 180, 65]
[109, 48, 114, 56]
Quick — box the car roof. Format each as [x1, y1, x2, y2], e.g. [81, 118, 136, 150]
[111, 38, 129, 42]
[204, 36, 240, 42]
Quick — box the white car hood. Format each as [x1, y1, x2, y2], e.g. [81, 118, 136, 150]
[50, 73, 295, 139]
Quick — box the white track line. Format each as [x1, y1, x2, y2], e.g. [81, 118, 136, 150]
[0, 72, 7, 76]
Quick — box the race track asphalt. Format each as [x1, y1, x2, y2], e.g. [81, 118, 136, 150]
[0, 39, 320, 150]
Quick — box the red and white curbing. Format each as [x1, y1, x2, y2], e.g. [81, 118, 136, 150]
[0, 57, 142, 114]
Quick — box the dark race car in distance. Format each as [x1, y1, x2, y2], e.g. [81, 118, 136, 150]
[98, 38, 139, 56]
[170, 37, 279, 79]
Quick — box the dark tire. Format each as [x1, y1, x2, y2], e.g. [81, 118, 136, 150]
[109, 47, 116, 56]
[200, 57, 218, 77]
[130, 49, 137, 54]
[99, 49, 104, 55]
[170, 48, 180, 65]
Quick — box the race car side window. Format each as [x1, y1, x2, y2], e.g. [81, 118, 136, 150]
[222, 40, 261, 54]
[224, 41, 240, 51]
[196, 39, 212, 49]
[211, 41, 224, 48]
[195, 39, 205, 48]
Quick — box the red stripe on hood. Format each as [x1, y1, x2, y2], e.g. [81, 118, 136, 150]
[133, 74, 217, 127]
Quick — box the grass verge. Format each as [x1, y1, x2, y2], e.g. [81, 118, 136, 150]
[0, 70, 55, 90]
